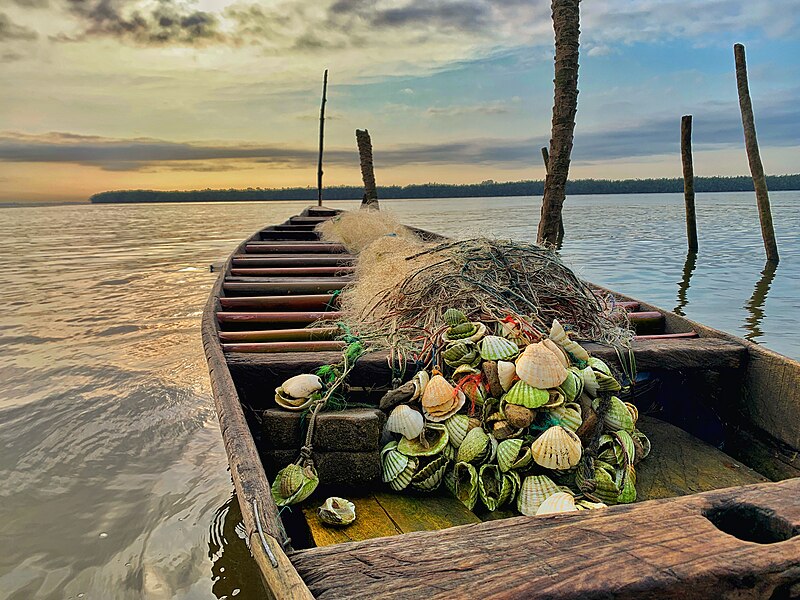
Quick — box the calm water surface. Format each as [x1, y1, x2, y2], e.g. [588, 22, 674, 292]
[0, 192, 798, 599]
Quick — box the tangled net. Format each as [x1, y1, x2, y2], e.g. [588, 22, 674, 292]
[334, 233, 632, 363]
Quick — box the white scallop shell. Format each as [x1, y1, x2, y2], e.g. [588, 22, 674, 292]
[542, 338, 569, 368]
[535, 491, 578, 516]
[497, 360, 517, 392]
[530, 425, 583, 470]
[385, 405, 425, 439]
[281, 374, 323, 399]
[515, 342, 569, 389]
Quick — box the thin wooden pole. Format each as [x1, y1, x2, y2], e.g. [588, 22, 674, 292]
[681, 115, 698, 251]
[317, 69, 328, 207]
[734, 44, 779, 263]
[356, 129, 379, 210]
[541, 147, 550, 173]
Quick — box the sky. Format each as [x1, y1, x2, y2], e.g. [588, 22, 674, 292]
[0, 0, 798, 202]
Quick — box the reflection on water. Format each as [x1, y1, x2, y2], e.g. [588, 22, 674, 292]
[743, 261, 779, 342]
[0, 192, 797, 599]
[674, 251, 698, 316]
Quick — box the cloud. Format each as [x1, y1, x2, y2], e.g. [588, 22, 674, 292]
[0, 12, 38, 40]
[426, 100, 512, 117]
[55, 0, 222, 45]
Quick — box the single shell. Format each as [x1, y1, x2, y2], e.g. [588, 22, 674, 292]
[274, 389, 314, 411]
[497, 437, 532, 472]
[318, 497, 356, 526]
[446, 461, 479, 510]
[385, 405, 425, 440]
[444, 308, 468, 327]
[441, 442, 456, 461]
[549, 319, 590, 363]
[424, 389, 466, 422]
[443, 322, 487, 344]
[535, 491, 577, 516]
[616, 464, 637, 504]
[271, 463, 319, 507]
[451, 364, 480, 382]
[576, 499, 608, 510]
[595, 396, 635, 432]
[503, 402, 535, 428]
[542, 338, 569, 368]
[515, 342, 569, 389]
[517, 475, 561, 516]
[595, 371, 622, 392]
[541, 389, 565, 410]
[625, 402, 639, 426]
[530, 426, 583, 470]
[457, 427, 490, 464]
[411, 455, 449, 491]
[389, 458, 418, 491]
[410, 370, 430, 401]
[478, 464, 514, 511]
[397, 423, 449, 456]
[589, 357, 612, 375]
[632, 430, 651, 462]
[444, 414, 472, 448]
[503, 380, 550, 409]
[581, 366, 599, 397]
[497, 360, 517, 392]
[281, 374, 323, 399]
[560, 368, 584, 402]
[576, 460, 620, 505]
[479, 335, 520, 361]
[549, 402, 582, 432]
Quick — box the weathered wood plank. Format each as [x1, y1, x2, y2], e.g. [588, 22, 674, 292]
[301, 495, 403, 547]
[291, 479, 800, 599]
[245, 242, 345, 254]
[231, 267, 354, 277]
[218, 327, 338, 343]
[232, 255, 354, 267]
[583, 337, 746, 371]
[250, 533, 314, 600]
[219, 294, 336, 311]
[223, 280, 349, 295]
[216, 311, 341, 324]
[222, 341, 345, 353]
[636, 416, 768, 501]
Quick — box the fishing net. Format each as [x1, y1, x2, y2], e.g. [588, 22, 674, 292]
[317, 210, 419, 253]
[319, 212, 633, 362]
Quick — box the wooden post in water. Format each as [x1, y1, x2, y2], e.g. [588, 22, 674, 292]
[733, 44, 779, 263]
[317, 69, 329, 207]
[356, 129, 379, 210]
[681, 115, 698, 252]
[541, 147, 550, 172]
[537, 0, 580, 248]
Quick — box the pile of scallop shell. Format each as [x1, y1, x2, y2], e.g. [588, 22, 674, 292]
[380, 309, 651, 516]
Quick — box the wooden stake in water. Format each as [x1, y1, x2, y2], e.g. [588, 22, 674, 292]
[734, 44, 779, 263]
[317, 69, 328, 207]
[356, 129, 379, 210]
[681, 115, 698, 252]
[537, 0, 581, 247]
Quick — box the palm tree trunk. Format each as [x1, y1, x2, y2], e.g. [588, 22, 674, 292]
[537, 0, 580, 247]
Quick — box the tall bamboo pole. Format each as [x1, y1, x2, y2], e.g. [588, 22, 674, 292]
[317, 69, 328, 207]
[734, 44, 779, 263]
[681, 115, 698, 251]
[356, 129, 379, 210]
[537, 0, 580, 247]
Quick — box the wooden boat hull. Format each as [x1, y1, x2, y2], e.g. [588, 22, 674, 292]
[202, 208, 800, 599]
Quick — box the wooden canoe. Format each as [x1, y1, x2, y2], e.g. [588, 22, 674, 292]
[202, 207, 800, 599]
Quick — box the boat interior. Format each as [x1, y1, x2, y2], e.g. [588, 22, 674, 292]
[203, 206, 800, 596]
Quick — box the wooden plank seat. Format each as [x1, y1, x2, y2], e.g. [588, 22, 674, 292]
[218, 328, 338, 343]
[223, 280, 350, 295]
[258, 230, 321, 241]
[222, 340, 346, 353]
[230, 266, 354, 277]
[245, 243, 346, 254]
[232, 255, 354, 267]
[219, 294, 337, 311]
[290, 478, 800, 600]
[216, 310, 341, 326]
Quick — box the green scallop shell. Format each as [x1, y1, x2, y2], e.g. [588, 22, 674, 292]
[457, 427, 490, 463]
[478, 335, 520, 361]
[411, 455, 449, 492]
[478, 464, 513, 512]
[594, 396, 635, 432]
[444, 308, 468, 327]
[446, 461, 479, 510]
[397, 423, 449, 456]
[271, 463, 319, 507]
[503, 380, 550, 409]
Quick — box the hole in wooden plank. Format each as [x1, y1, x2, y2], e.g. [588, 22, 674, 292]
[704, 503, 798, 544]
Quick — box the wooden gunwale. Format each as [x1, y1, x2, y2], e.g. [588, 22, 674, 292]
[203, 207, 800, 599]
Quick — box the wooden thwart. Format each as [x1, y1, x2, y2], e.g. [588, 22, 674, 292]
[218, 327, 338, 343]
[291, 479, 800, 599]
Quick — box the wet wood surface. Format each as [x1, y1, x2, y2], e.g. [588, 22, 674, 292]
[291, 478, 800, 599]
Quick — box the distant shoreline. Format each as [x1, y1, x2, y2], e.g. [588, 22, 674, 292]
[90, 174, 800, 203]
